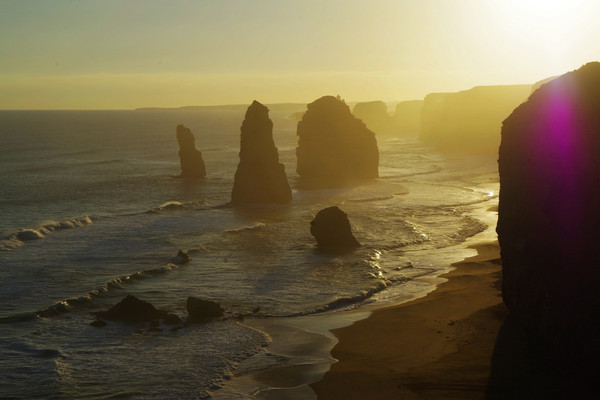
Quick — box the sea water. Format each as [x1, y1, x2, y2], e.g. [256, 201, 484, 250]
[0, 109, 498, 399]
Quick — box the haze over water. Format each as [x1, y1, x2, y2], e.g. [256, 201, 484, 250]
[1, 1, 598, 398]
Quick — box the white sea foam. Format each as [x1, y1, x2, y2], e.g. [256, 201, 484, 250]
[0, 215, 93, 251]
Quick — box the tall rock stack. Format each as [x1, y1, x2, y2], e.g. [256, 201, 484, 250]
[497, 62, 600, 364]
[176, 124, 206, 178]
[296, 96, 379, 184]
[230, 101, 292, 204]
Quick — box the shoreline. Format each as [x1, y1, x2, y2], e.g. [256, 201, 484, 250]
[311, 239, 506, 399]
[217, 200, 501, 399]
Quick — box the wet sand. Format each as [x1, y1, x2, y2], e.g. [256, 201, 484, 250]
[312, 241, 507, 399]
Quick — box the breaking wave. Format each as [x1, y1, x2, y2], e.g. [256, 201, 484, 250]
[224, 223, 266, 234]
[147, 200, 209, 214]
[0, 263, 180, 323]
[0, 215, 93, 252]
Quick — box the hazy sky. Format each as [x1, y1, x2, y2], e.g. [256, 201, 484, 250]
[1, 0, 599, 109]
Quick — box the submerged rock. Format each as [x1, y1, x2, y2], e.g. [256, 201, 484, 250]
[89, 319, 107, 328]
[497, 62, 600, 362]
[186, 296, 224, 323]
[176, 124, 206, 178]
[296, 96, 378, 185]
[231, 101, 292, 204]
[171, 250, 189, 264]
[310, 206, 360, 250]
[97, 295, 165, 324]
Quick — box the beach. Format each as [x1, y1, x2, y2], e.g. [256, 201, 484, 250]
[312, 239, 507, 399]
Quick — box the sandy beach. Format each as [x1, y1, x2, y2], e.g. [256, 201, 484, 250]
[312, 240, 507, 399]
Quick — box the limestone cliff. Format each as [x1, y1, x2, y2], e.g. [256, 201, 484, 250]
[497, 62, 600, 363]
[230, 101, 292, 204]
[420, 85, 532, 154]
[176, 124, 206, 178]
[297, 96, 378, 184]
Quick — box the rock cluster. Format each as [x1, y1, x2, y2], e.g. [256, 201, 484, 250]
[231, 101, 292, 204]
[497, 62, 600, 362]
[93, 295, 224, 328]
[310, 206, 360, 251]
[176, 124, 206, 178]
[297, 96, 378, 184]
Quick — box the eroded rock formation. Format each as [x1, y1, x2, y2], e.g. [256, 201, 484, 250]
[352, 101, 392, 135]
[97, 295, 165, 324]
[230, 101, 292, 204]
[392, 100, 423, 136]
[297, 96, 378, 184]
[310, 206, 360, 250]
[420, 85, 532, 154]
[176, 124, 206, 178]
[186, 296, 224, 322]
[497, 62, 600, 362]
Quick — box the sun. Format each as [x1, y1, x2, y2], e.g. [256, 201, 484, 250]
[491, 0, 598, 71]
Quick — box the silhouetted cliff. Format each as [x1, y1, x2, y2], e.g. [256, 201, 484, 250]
[230, 101, 292, 204]
[352, 101, 393, 135]
[497, 62, 600, 367]
[297, 96, 378, 184]
[392, 100, 423, 136]
[176, 125, 206, 178]
[421, 85, 532, 154]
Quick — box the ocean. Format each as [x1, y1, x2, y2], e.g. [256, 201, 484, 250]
[0, 108, 498, 399]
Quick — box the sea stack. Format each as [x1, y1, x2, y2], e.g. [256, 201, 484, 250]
[352, 101, 392, 135]
[497, 62, 600, 363]
[310, 206, 360, 251]
[176, 124, 206, 178]
[230, 101, 292, 204]
[296, 96, 379, 184]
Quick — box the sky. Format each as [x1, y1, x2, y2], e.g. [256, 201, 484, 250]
[1, 0, 599, 109]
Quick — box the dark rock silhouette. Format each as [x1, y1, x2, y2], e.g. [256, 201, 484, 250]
[163, 313, 182, 325]
[230, 101, 292, 204]
[97, 295, 165, 324]
[186, 296, 224, 322]
[352, 101, 393, 135]
[297, 96, 378, 184]
[310, 206, 360, 250]
[496, 62, 600, 377]
[176, 124, 206, 178]
[90, 319, 107, 328]
[171, 250, 189, 264]
[392, 100, 424, 136]
[420, 85, 532, 154]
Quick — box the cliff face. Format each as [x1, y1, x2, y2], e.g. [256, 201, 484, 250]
[497, 62, 600, 360]
[420, 85, 532, 154]
[297, 96, 379, 184]
[352, 101, 392, 135]
[230, 100, 292, 204]
[176, 125, 206, 178]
